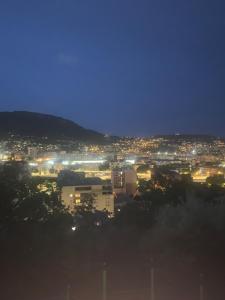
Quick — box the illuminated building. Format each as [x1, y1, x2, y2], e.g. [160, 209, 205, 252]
[27, 147, 38, 159]
[192, 167, 224, 183]
[61, 181, 114, 215]
[137, 170, 151, 180]
[111, 168, 137, 196]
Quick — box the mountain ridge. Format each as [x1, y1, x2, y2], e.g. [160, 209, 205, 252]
[0, 111, 105, 142]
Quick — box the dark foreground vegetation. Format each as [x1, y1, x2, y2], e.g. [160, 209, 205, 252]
[1, 162, 225, 300]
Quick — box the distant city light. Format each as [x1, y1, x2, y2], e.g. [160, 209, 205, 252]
[125, 159, 135, 164]
[29, 162, 38, 166]
[71, 160, 106, 164]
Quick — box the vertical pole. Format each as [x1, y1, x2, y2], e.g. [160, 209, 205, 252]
[150, 267, 155, 300]
[200, 273, 204, 300]
[66, 284, 71, 300]
[102, 263, 107, 300]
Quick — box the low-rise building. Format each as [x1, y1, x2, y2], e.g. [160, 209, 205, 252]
[61, 180, 114, 216]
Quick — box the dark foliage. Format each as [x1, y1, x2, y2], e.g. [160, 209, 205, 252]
[1, 162, 225, 299]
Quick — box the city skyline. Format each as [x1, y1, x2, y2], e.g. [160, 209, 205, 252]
[1, 0, 225, 136]
[1, 2, 225, 299]
[0, 109, 224, 138]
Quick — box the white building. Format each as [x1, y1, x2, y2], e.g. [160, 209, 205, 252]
[61, 184, 114, 216]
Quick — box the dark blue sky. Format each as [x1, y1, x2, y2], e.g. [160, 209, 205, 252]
[0, 0, 225, 136]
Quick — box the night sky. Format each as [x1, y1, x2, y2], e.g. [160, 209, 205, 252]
[0, 0, 225, 137]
